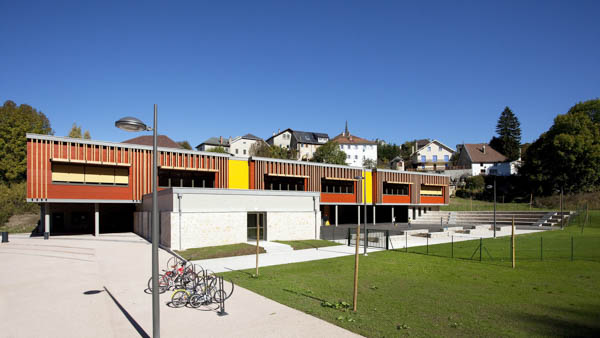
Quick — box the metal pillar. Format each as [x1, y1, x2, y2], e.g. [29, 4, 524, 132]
[357, 205, 361, 225]
[373, 205, 376, 225]
[94, 203, 100, 236]
[335, 205, 338, 227]
[44, 203, 50, 239]
[151, 105, 160, 337]
[391, 207, 395, 224]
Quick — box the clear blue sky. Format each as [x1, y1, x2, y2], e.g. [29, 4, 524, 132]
[1, 1, 599, 149]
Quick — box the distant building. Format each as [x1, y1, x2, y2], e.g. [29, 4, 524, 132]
[390, 156, 405, 171]
[410, 139, 455, 171]
[229, 134, 265, 157]
[123, 135, 182, 149]
[266, 128, 329, 160]
[196, 136, 230, 152]
[455, 143, 517, 176]
[331, 122, 377, 167]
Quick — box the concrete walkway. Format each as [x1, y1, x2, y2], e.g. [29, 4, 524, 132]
[0, 233, 360, 338]
[192, 228, 545, 273]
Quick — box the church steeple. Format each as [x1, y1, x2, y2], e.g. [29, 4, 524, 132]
[344, 121, 349, 136]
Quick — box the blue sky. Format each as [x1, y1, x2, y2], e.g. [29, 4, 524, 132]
[1, 1, 599, 149]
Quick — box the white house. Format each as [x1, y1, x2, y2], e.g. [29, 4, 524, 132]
[266, 129, 329, 160]
[196, 136, 230, 152]
[229, 134, 265, 157]
[456, 143, 518, 176]
[331, 123, 377, 167]
[410, 139, 455, 171]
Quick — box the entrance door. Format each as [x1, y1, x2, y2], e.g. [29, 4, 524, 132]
[247, 213, 267, 241]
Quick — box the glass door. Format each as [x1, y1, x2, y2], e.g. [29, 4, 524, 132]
[247, 212, 267, 241]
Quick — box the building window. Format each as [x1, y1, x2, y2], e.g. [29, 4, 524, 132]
[422, 164, 425, 169]
[427, 147, 431, 152]
[235, 149, 239, 154]
[158, 170, 215, 188]
[347, 154, 350, 159]
[439, 146, 443, 152]
[354, 145, 357, 149]
[444, 155, 449, 162]
[355, 155, 358, 159]
[243, 149, 247, 155]
[420, 185, 443, 196]
[421, 155, 426, 162]
[383, 182, 409, 196]
[51, 163, 129, 186]
[433, 155, 437, 162]
[265, 175, 305, 191]
[321, 179, 354, 194]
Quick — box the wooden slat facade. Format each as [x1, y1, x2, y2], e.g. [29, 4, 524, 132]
[27, 136, 229, 202]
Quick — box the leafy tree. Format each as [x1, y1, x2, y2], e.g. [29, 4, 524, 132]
[0, 100, 53, 182]
[377, 140, 412, 167]
[311, 141, 347, 165]
[68, 123, 90, 139]
[249, 142, 297, 159]
[206, 146, 229, 154]
[489, 107, 522, 161]
[177, 140, 192, 150]
[465, 175, 485, 192]
[567, 98, 600, 124]
[521, 104, 600, 195]
[362, 158, 376, 169]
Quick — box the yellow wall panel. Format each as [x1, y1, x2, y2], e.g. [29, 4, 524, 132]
[85, 166, 115, 184]
[228, 159, 249, 189]
[115, 168, 129, 184]
[365, 170, 373, 204]
[52, 164, 84, 182]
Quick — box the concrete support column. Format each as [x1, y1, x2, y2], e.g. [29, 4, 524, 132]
[418, 207, 422, 217]
[335, 205, 338, 227]
[357, 205, 361, 225]
[94, 203, 100, 236]
[373, 205, 376, 225]
[44, 203, 50, 239]
[412, 207, 416, 220]
[391, 207, 394, 223]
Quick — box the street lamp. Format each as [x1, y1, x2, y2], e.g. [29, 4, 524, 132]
[556, 187, 564, 229]
[355, 174, 367, 256]
[486, 176, 496, 238]
[115, 105, 160, 338]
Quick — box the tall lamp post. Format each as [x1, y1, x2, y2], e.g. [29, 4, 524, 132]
[115, 105, 160, 338]
[486, 176, 497, 238]
[355, 174, 368, 256]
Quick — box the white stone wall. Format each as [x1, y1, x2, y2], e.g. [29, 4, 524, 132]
[270, 131, 293, 149]
[141, 189, 321, 249]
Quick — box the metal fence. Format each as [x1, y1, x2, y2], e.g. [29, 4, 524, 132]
[347, 228, 392, 250]
[399, 234, 600, 264]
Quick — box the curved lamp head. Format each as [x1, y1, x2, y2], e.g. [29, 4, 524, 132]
[115, 116, 150, 132]
[486, 185, 493, 189]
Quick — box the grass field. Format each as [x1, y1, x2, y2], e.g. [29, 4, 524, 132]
[274, 240, 342, 250]
[176, 243, 265, 260]
[441, 197, 547, 211]
[222, 211, 600, 337]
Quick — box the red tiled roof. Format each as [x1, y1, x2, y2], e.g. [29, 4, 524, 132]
[463, 143, 506, 163]
[332, 133, 377, 145]
[122, 135, 182, 149]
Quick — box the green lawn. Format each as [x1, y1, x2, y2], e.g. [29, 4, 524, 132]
[222, 212, 600, 337]
[176, 243, 265, 260]
[441, 197, 548, 211]
[274, 239, 342, 250]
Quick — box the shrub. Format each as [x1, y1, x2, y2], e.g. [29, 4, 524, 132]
[0, 182, 37, 226]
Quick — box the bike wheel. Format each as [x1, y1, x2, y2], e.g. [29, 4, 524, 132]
[171, 290, 189, 308]
[148, 274, 169, 294]
[189, 294, 204, 308]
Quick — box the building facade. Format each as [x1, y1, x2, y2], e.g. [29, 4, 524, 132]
[456, 143, 516, 176]
[27, 133, 449, 248]
[331, 123, 377, 167]
[266, 129, 329, 160]
[410, 139, 455, 171]
[228, 134, 264, 157]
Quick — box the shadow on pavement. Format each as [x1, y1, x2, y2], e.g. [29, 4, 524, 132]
[103, 286, 150, 338]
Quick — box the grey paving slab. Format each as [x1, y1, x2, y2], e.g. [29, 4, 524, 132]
[0, 233, 361, 338]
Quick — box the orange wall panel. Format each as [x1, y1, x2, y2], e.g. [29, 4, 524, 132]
[420, 196, 444, 204]
[321, 193, 356, 203]
[382, 195, 411, 204]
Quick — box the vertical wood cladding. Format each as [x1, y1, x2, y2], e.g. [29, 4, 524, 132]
[252, 159, 366, 203]
[27, 137, 229, 201]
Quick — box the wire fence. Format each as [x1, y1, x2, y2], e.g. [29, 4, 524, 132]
[398, 233, 600, 265]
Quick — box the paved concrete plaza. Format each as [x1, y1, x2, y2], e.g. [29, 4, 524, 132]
[0, 233, 360, 338]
